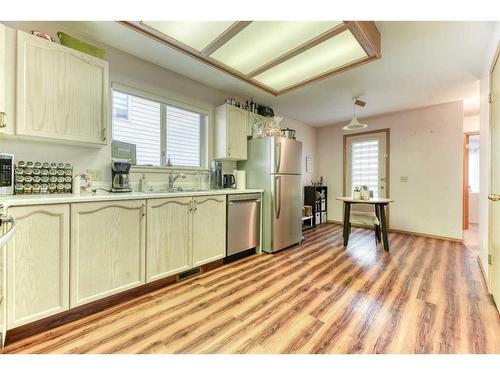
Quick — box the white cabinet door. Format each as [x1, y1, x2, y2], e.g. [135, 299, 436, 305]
[192, 195, 226, 267]
[16, 31, 109, 145]
[226, 106, 247, 160]
[6, 204, 70, 329]
[0, 23, 6, 130]
[146, 197, 192, 282]
[70, 200, 146, 307]
[215, 104, 248, 160]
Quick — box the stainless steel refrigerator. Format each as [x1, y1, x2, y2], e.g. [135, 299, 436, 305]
[238, 137, 302, 253]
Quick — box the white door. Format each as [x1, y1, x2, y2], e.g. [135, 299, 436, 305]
[345, 131, 389, 218]
[345, 131, 388, 199]
[489, 48, 500, 306]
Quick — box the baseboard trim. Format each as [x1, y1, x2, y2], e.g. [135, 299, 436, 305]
[4, 259, 224, 346]
[477, 255, 490, 293]
[327, 220, 463, 242]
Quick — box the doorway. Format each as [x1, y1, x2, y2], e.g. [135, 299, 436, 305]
[463, 132, 480, 252]
[344, 129, 390, 220]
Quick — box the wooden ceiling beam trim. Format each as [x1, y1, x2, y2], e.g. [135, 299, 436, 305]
[247, 23, 349, 78]
[200, 21, 252, 57]
[344, 21, 381, 58]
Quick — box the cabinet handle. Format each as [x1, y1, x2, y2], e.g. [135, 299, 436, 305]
[189, 200, 193, 213]
[194, 200, 198, 212]
[228, 146, 231, 156]
[102, 127, 107, 141]
[141, 204, 146, 217]
[0, 112, 6, 128]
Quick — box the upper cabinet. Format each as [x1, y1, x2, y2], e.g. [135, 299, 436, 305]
[0, 24, 6, 130]
[16, 30, 109, 145]
[215, 104, 247, 160]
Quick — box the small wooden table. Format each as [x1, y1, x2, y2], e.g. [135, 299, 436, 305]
[336, 197, 395, 251]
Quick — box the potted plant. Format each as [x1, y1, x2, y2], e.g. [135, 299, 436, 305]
[361, 185, 370, 200]
[353, 186, 362, 199]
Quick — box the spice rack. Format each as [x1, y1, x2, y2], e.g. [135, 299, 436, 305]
[15, 161, 73, 195]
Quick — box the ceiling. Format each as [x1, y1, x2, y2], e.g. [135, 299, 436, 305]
[61, 21, 494, 127]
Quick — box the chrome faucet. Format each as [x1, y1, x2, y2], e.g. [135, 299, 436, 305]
[168, 173, 186, 191]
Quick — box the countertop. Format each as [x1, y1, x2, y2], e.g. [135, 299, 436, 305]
[0, 188, 264, 208]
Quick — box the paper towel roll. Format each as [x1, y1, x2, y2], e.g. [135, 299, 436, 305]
[233, 170, 246, 190]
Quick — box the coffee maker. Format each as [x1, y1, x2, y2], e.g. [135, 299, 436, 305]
[210, 160, 223, 189]
[111, 158, 132, 193]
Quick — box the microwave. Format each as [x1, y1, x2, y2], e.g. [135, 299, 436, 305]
[0, 153, 13, 195]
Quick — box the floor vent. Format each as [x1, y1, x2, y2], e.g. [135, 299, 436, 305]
[177, 267, 201, 281]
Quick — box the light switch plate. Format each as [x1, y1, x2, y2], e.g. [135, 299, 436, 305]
[400, 176, 409, 183]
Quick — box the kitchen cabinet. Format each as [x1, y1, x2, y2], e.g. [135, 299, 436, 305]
[215, 104, 247, 160]
[70, 200, 146, 307]
[0, 23, 6, 131]
[6, 204, 70, 329]
[146, 197, 192, 282]
[192, 195, 226, 267]
[247, 112, 271, 137]
[16, 30, 109, 145]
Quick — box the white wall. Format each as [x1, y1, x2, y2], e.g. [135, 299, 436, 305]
[0, 21, 317, 189]
[316, 101, 464, 240]
[464, 115, 480, 132]
[478, 21, 500, 280]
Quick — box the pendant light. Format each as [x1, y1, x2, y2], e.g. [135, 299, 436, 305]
[342, 97, 367, 130]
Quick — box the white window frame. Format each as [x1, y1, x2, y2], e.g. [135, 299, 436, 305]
[111, 82, 208, 171]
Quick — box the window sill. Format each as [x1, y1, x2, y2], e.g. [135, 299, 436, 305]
[130, 165, 209, 174]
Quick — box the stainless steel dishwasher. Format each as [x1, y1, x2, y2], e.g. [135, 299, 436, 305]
[227, 193, 261, 258]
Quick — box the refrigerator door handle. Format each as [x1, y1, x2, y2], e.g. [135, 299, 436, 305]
[274, 143, 282, 173]
[274, 176, 282, 219]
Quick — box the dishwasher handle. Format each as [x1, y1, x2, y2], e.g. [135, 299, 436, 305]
[228, 199, 261, 205]
[227, 193, 261, 202]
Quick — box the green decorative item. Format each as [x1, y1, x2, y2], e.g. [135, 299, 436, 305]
[57, 31, 105, 59]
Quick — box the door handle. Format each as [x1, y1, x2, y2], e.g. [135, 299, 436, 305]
[488, 194, 500, 202]
[0, 112, 6, 128]
[275, 143, 282, 173]
[274, 176, 282, 219]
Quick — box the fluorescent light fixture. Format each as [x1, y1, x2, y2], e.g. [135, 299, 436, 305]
[210, 21, 342, 75]
[142, 21, 234, 51]
[253, 30, 366, 91]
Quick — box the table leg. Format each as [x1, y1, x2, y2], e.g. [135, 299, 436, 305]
[343, 202, 351, 247]
[374, 205, 381, 242]
[378, 204, 389, 251]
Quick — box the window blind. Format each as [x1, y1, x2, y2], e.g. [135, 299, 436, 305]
[111, 89, 204, 168]
[112, 91, 161, 166]
[351, 139, 379, 198]
[166, 106, 201, 167]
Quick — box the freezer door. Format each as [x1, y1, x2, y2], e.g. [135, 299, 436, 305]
[270, 137, 302, 174]
[271, 174, 302, 251]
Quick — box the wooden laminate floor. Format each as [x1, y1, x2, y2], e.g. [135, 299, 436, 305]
[3, 224, 500, 354]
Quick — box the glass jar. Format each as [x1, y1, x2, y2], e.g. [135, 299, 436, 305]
[48, 183, 57, 193]
[15, 168, 24, 176]
[41, 169, 49, 176]
[15, 184, 24, 195]
[15, 175, 25, 183]
[57, 177, 65, 183]
[26, 161, 34, 169]
[32, 184, 41, 194]
[32, 168, 41, 176]
[24, 168, 33, 176]
[50, 162, 57, 169]
[17, 161, 26, 168]
[40, 183, 48, 194]
[64, 183, 71, 192]
[24, 183, 33, 194]
[64, 169, 72, 176]
[41, 176, 49, 183]
[24, 176, 33, 183]
[32, 176, 41, 183]
[34, 162, 42, 169]
[42, 162, 50, 169]
[64, 176, 72, 183]
[56, 183, 65, 193]
[49, 169, 57, 176]
[57, 163, 65, 169]
[49, 176, 58, 183]
[57, 169, 65, 176]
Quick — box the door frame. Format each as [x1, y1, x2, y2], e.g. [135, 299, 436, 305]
[488, 42, 500, 292]
[343, 128, 391, 226]
[463, 131, 480, 230]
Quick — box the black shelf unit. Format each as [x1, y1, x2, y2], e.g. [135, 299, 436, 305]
[304, 186, 328, 228]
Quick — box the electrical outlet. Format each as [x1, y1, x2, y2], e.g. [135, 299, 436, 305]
[400, 176, 409, 183]
[86, 169, 102, 181]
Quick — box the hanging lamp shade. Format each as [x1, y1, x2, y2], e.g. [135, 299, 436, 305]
[342, 98, 367, 130]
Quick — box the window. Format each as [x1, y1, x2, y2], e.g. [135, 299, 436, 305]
[111, 88, 206, 168]
[350, 139, 380, 198]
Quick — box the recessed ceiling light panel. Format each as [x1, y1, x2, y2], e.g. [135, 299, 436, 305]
[253, 30, 367, 91]
[210, 21, 342, 75]
[142, 21, 234, 51]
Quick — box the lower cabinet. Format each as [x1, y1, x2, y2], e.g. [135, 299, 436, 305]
[146, 197, 192, 282]
[70, 200, 146, 307]
[192, 195, 226, 267]
[6, 204, 70, 329]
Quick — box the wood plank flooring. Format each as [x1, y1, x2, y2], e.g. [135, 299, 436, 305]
[2, 224, 499, 354]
